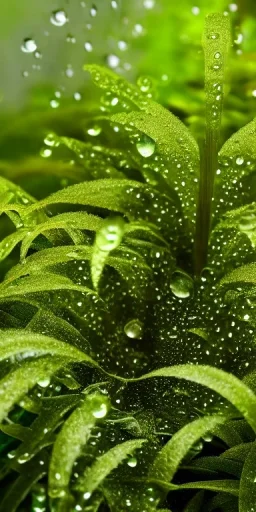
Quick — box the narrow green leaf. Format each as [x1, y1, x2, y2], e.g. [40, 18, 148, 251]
[49, 393, 110, 498]
[219, 117, 256, 185]
[14, 394, 81, 464]
[178, 479, 239, 496]
[75, 439, 146, 495]
[20, 211, 103, 260]
[183, 491, 204, 512]
[149, 414, 226, 482]
[219, 263, 256, 286]
[0, 273, 95, 300]
[0, 423, 31, 442]
[220, 443, 253, 462]
[188, 455, 242, 478]
[0, 229, 27, 263]
[0, 356, 69, 422]
[0, 452, 48, 512]
[24, 179, 165, 221]
[134, 365, 256, 431]
[0, 330, 96, 366]
[206, 493, 238, 512]
[239, 440, 256, 512]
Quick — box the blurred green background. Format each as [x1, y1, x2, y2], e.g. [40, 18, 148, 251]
[0, 0, 255, 165]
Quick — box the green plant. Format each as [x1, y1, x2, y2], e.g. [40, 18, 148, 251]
[0, 11, 256, 512]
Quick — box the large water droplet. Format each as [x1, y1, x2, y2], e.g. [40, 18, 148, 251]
[124, 319, 143, 339]
[21, 38, 37, 53]
[136, 135, 155, 158]
[92, 402, 108, 418]
[44, 133, 59, 147]
[96, 217, 126, 252]
[127, 456, 137, 467]
[50, 10, 68, 26]
[170, 271, 194, 299]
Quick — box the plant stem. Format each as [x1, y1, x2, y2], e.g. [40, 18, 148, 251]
[194, 130, 218, 276]
[193, 13, 231, 276]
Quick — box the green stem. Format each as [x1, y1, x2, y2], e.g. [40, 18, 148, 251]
[193, 13, 231, 276]
[194, 130, 218, 276]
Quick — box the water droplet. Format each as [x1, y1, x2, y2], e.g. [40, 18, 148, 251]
[18, 452, 30, 464]
[84, 41, 93, 52]
[40, 148, 52, 158]
[111, 0, 118, 8]
[65, 65, 74, 78]
[21, 38, 37, 53]
[127, 457, 137, 467]
[83, 492, 92, 500]
[55, 472, 61, 480]
[191, 6, 200, 15]
[90, 5, 97, 17]
[170, 271, 194, 299]
[96, 217, 126, 252]
[50, 99, 60, 109]
[137, 76, 153, 93]
[136, 135, 155, 158]
[50, 10, 68, 27]
[144, 0, 155, 8]
[214, 52, 221, 59]
[207, 32, 220, 40]
[124, 319, 143, 339]
[74, 92, 82, 101]
[37, 377, 50, 388]
[106, 54, 120, 69]
[118, 40, 128, 51]
[87, 124, 102, 136]
[92, 402, 108, 418]
[236, 157, 244, 165]
[44, 133, 59, 147]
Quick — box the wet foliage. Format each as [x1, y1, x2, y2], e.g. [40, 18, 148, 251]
[0, 7, 256, 512]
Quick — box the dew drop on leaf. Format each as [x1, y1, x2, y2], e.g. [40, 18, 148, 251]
[96, 217, 126, 252]
[21, 38, 37, 53]
[127, 456, 137, 467]
[136, 135, 156, 158]
[87, 124, 102, 136]
[18, 452, 30, 464]
[170, 272, 194, 299]
[92, 402, 108, 418]
[83, 492, 92, 500]
[50, 10, 68, 27]
[124, 319, 143, 339]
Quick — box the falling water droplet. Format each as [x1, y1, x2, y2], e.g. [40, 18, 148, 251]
[96, 217, 126, 252]
[124, 319, 143, 339]
[21, 38, 37, 53]
[136, 135, 155, 158]
[50, 10, 68, 26]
